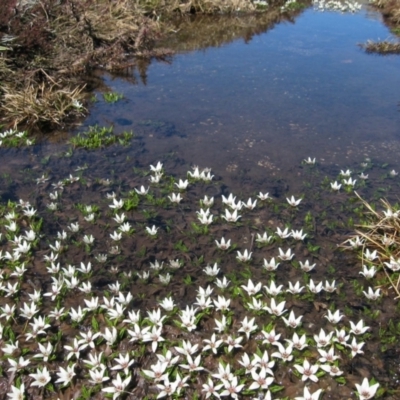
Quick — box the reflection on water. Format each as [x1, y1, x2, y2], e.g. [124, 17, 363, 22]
[82, 6, 400, 191]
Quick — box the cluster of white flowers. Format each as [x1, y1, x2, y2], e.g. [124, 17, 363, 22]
[0, 159, 388, 400]
[312, 0, 362, 12]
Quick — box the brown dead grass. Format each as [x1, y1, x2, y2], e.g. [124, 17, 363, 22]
[0, 0, 300, 131]
[360, 39, 400, 54]
[370, 0, 400, 25]
[347, 193, 400, 299]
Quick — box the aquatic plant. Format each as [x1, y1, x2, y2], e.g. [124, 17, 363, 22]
[69, 125, 133, 149]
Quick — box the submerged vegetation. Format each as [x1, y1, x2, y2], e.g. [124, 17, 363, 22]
[69, 125, 134, 149]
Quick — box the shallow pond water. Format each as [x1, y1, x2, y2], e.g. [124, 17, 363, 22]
[0, 3, 400, 400]
[81, 5, 400, 190]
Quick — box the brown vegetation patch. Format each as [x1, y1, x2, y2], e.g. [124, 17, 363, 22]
[0, 0, 308, 132]
[359, 39, 400, 54]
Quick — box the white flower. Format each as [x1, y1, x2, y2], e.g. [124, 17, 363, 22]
[55, 364, 76, 386]
[256, 232, 273, 244]
[159, 297, 175, 312]
[291, 229, 307, 240]
[282, 310, 303, 328]
[364, 249, 378, 261]
[150, 162, 163, 173]
[317, 346, 339, 363]
[293, 359, 319, 382]
[308, 279, 323, 293]
[384, 256, 400, 271]
[150, 173, 162, 183]
[188, 167, 201, 179]
[340, 169, 352, 177]
[175, 179, 189, 189]
[213, 296, 231, 312]
[271, 342, 293, 362]
[83, 234, 95, 244]
[242, 198, 257, 210]
[202, 195, 214, 207]
[238, 316, 258, 339]
[113, 213, 126, 224]
[294, 386, 323, 400]
[257, 192, 270, 200]
[263, 257, 280, 271]
[330, 181, 342, 191]
[200, 170, 214, 181]
[109, 198, 124, 210]
[111, 353, 135, 375]
[215, 237, 231, 250]
[343, 177, 357, 186]
[355, 377, 380, 400]
[203, 334, 223, 354]
[314, 328, 334, 347]
[222, 208, 241, 222]
[363, 287, 381, 300]
[299, 260, 316, 272]
[7, 383, 25, 400]
[215, 276, 230, 290]
[202, 378, 223, 399]
[220, 376, 244, 399]
[168, 193, 182, 203]
[8, 356, 30, 373]
[143, 326, 165, 352]
[264, 280, 284, 296]
[203, 263, 220, 277]
[347, 236, 364, 249]
[159, 273, 171, 285]
[29, 366, 51, 387]
[89, 366, 109, 384]
[304, 157, 316, 165]
[222, 193, 236, 206]
[276, 227, 290, 238]
[249, 367, 274, 390]
[134, 185, 149, 195]
[389, 169, 398, 177]
[262, 329, 281, 346]
[349, 319, 369, 335]
[278, 247, 294, 261]
[287, 281, 304, 294]
[325, 309, 343, 324]
[265, 298, 286, 316]
[236, 249, 252, 262]
[286, 195, 302, 207]
[324, 280, 337, 293]
[102, 373, 131, 399]
[241, 279, 262, 295]
[146, 225, 159, 236]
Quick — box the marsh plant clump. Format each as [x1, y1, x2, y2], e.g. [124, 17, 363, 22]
[69, 125, 134, 150]
[0, 155, 398, 399]
[346, 194, 400, 299]
[359, 40, 400, 54]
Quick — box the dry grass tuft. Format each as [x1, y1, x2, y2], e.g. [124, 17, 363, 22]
[1, 78, 85, 129]
[360, 39, 400, 54]
[347, 192, 400, 298]
[0, 0, 305, 131]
